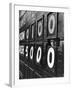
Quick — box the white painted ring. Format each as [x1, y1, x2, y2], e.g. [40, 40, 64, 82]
[30, 46, 34, 59]
[47, 47, 55, 68]
[38, 22, 42, 36]
[48, 15, 55, 34]
[36, 47, 42, 63]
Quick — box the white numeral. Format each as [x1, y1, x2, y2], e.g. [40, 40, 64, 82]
[38, 22, 42, 36]
[36, 47, 42, 63]
[47, 47, 55, 68]
[30, 46, 34, 59]
[48, 15, 55, 34]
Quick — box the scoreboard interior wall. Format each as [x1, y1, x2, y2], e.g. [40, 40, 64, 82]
[19, 10, 64, 79]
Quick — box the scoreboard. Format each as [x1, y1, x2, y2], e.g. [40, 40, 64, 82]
[19, 11, 64, 79]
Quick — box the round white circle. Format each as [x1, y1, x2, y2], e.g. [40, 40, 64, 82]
[48, 15, 55, 34]
[30, 46, 34, 59]
[38, 22, 42, 36]
[36, 47, 42, 63]
[26, 29, 29, 39]
[47, 47, 55, 68]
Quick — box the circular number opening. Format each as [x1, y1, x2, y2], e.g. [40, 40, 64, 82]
[38, 22, 42, 36]
[48, 15, 55, 34]
[30, 46, 34, 60]
[36, 47, 42, 63]
[47, 47, 55, 68]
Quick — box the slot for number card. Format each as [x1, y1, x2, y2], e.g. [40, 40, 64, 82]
[37, 15, 44, 40]
[28, 44, 35, 64]
[31, 22, 36, 41]
[47, 13, 57, 39]
[35, 44, 43, 67]
[44, 44, 57, 76]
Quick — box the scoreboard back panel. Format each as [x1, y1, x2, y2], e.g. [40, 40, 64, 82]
[19, 11, 64, 79]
